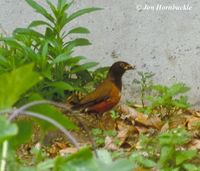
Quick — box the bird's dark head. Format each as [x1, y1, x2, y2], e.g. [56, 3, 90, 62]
[108, 61, 135, 78]
[108, 61, 135, 89]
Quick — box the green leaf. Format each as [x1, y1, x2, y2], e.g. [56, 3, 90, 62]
[53, 53, 71, 64]
[55, 147, 97, 171]
[169, 83, 190, 96]
[66, 38, 92, 47]
[14, 28, 44, 38]
[28, 93, 77, 131]
[159, 128, 190, 146]
[97, 149, 112, 164]
[29, 20, 52, 28]
[48, 81, 75, 91]
[37, 159, 55, 170]
[26, 0, 55, 23]
[137, 158, 156, 168]
[66, 7, 102, 24]
[10, 120, 33, 148]
[101, 159, 133, 171]
[68, 27, 90, 34]
[70, 62, 98, 74]
[0, 64, 41, 110]
[41, 41, 49, 58]
[183, 163, 200, 171]
[65, 56, 86, 66]
[19, 167, 36, 171]
[0, 115, 18, 143]
[46, 0, 58, 17]
[0, 37, 24, 50]
[130, 152, 156, 168]
[0, 55, 9, 67]
[176, 150, 197, 165]
[158, 146, 174, 167]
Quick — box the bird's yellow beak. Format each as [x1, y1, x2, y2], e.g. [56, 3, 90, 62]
[125, 64, 136, 70]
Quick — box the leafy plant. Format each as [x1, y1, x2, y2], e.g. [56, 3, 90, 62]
[144, 83, 190, 116]
[18, 147, 134, 171]
[133, 71, 155, 107]
[91, 128, 117, 146]
[0, 64, 78, 171]
[110, 110, 120, 120]
[0, 0, 102, 100]
[131, 127, 200, 171]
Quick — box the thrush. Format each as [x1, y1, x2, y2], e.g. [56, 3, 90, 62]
[71, 61, 135, 114]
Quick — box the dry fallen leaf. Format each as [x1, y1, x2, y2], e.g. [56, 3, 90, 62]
[188, 139, 200, 150]
[186, 116, 200, 130]
[117, 104, 138, 119]
[60, 147, 78, 156]
[104, 136, 118, 151]
[135, 114, 163, 130]
[160, 122, 169, 133]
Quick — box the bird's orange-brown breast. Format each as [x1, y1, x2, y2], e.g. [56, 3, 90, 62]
[86, 81, 121, 113]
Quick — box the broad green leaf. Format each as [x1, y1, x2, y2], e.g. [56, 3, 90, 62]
[158, 146, 174, 167]
[29, 20, 52, 28]
[183, 163, 200, 171]
[0, 55, 9, 67]
[0, 64, 41, 110]
[37, 159, 55, 170]
[26, 0, 55, 23]
[10, 120, 33, 148]
[73, 38, 91, 46]
[28, 93, 77, 131]
[0, 115, 18, 143]
[48, 81, 75, 91]
[66, 7, 102, 24]
[176, 150, 197, 165]
[65, 56, 86, 66]
[136, 158, 156, 168]
[66, 38, 92, 47]
[14, 28, 44, 38]
[97, 149, 112, 164]
[159, 128, 190, 146]
[56, 147, 98, 171]
[57, 0, 66, 11]
[130, 152, 156, 168]
[53, 53, 71, 64]
[0, 37, 24, 50]
[100, 159, 133, 171]
[19, 167, 36, 171]
[70, 62, 98, 74]
[68, 27, 90, 34]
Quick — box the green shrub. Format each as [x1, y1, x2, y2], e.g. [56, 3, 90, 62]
[0, 0, 102, 100]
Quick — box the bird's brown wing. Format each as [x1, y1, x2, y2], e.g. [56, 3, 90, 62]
[72, 79, 112, 109]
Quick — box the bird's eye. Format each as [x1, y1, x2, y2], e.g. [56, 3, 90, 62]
[120, 63, 125, 68]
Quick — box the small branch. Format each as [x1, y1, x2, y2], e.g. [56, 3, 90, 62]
[2, 100, 97, 157]
[0, 109, 13, 115]
[8, 100, 72, 121]
[11, 110, 80, 149]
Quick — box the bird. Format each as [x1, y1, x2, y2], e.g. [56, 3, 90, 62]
[71, 61, 135, 114]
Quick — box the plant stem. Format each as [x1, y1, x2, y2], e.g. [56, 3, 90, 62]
[0, 141, 8, 171]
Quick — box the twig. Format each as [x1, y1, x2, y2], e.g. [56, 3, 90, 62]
[8, 100, 72, 121]
[10, 110, 80, 149]
[7, 100, 98, 157]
